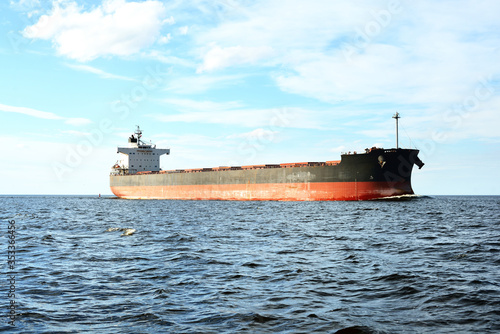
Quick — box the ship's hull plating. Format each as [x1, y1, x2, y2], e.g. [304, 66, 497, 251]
[110, 148, 422, 201]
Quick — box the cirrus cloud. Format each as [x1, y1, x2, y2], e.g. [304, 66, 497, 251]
[0, 103, 92, 126]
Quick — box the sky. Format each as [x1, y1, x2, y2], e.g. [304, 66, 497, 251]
[1, 0, 499, 195]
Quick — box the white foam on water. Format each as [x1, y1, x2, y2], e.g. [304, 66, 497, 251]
[105, 227, 136, 236]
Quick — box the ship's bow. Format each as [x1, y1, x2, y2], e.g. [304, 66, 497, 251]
[373, 148, 424, 198]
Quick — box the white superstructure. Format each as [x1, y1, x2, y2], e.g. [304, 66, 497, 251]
[111, 126, 170, 175]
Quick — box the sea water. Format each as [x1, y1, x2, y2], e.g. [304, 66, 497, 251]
[1, 195, 499, 333]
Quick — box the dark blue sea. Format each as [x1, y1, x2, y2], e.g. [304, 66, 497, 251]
[1, 195, 499, 333]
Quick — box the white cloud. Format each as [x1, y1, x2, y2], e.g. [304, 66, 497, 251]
[193, 0, 500, 115]
[179, 26, 188, 35]
[150, 103, 322, 129]
[0, 102, 63, 120]
[145, 50, 196, 68]
[197, 45, 275, 73]
[23, 0, 169, 61]
[10, 0, 40, 11]
[158, 33, 172, 45]
[64, 117, 92, 126]
[163, 15, 175, 25]
[0, 103, 91, 126]
[154, 133, 225, 148]
[329, 145, 347, 154]
[61, 130, 91, 137]
[186, 0, 500, 147]
[164, 73, 244, 94]
[196, 0, 371, 52]
[227, 128, 279, 141]
[161, 98, 243, 112]
[65, 63, 136, 81]
[274, 33, 499, 106]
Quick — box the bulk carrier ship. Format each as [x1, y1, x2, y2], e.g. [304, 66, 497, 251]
[110, 114, 424, 200]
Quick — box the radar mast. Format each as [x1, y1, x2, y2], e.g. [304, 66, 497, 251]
[392, 112, 400, 149]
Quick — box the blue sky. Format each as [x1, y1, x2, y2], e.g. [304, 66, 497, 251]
[1, 0, 499, 195]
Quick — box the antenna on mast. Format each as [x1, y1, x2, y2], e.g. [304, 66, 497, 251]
[135, 125, 143, 145]
[392, 112, 400, 149]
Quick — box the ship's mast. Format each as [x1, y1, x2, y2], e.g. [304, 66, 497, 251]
[135, 125, 143, 146]
[392, 112, 400, 149]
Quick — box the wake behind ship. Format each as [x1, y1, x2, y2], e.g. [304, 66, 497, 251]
[110, 117, 424, 201]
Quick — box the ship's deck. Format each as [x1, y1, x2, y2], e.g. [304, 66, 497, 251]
[125, 161, 342, 176]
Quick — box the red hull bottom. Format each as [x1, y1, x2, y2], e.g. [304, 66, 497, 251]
[110, 181, 413, 201]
